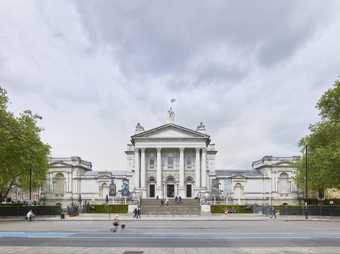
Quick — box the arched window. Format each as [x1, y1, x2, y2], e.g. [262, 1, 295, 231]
[185, 176, 194, 183]
[234, 183, 243, 200]
[100, 183, 109, 198]
[53, 172, 65, 194]
[278, 172, 290, 194]
[149, 176, 156, 182]
[166, 175, 175, 182]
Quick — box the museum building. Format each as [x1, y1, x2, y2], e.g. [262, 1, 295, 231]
[40, 109, 300, 207]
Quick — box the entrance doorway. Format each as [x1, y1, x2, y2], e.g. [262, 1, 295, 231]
[186, 184, 192, 198]
[149, 184, 155, 198]
[167, 184, 175, 198]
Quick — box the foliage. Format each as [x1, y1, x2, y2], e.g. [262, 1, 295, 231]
[296, 81, 340, 192]
[0, 86, 50, 201]
[210, 205, 252, 213]
[87, 204, 128, 213]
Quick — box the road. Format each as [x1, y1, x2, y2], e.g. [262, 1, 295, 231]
[1, 220, 340, 249]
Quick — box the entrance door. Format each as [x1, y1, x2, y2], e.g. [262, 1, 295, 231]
[186, 184, 192, 198]
[149, 184, 155, 198]
[167, 184, 175, 198]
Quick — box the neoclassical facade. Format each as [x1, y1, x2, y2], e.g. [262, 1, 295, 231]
[212, 156, 300, 206]
[126, 120, 217, 199]
[40, 157, 132, 207]
[24, 108, 301, 207]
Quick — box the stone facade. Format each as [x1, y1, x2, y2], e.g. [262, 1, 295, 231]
[126, 121, 217, 199]
[24, 114, 301, 207]
[212, 156, 300, 206]
[40, 157, 132, 207]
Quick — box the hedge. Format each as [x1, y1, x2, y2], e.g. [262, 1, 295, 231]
[87, 204, 128, 213]
[211, 205, 252, 213]
[0, 205, 62, 216]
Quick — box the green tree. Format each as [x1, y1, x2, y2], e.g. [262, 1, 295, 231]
[0, 87, 50, 201]
[296, 81, 340, 193]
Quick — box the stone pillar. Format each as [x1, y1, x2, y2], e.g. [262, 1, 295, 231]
[201, 148, 207, 189]
[179, 147, 185, 197]
[195, 148, 201, 188]
[134, 148, 140, 189]
[156, 147, 162, 198]
[141, 148, 146, 190]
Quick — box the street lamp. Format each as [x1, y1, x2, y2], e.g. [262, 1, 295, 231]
[304, 145, 308, 219]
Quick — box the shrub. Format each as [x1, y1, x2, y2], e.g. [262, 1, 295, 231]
[211, 205, 252, 213]
[87, 204, 128, 213]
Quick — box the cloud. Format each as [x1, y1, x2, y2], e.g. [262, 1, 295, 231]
[0, 0, 339, 170]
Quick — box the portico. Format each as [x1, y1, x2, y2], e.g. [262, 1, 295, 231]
[131, 146, 210, 198]
[126, 114, 217, 199]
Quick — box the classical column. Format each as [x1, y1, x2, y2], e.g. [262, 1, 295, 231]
[195, 148, 201, 188]
[179, 147, 185, 196]
[134, 148, 140, 189]
[141, 148, 146, 189]
[201, 148, 207, 188]
[156, 148, 162, 197]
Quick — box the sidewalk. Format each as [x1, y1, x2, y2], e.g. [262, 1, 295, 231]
[1, 213, 340, 222]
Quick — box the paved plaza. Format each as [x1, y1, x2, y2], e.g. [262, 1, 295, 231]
[1, 218, 340, 253]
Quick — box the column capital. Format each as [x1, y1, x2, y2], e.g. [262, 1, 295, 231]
[195, 147, 201, 152]
[140, 148, 146, 152]
[179, 147, 185, 152]
[202, 147, 207, 152]
[135, 148, 139, 152]
[156, 147, 162, 152]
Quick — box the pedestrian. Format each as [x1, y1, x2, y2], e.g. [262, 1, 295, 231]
[179, 196, 182, 204]
[133, 207, 137, 219]
[160, 199, 164, 206]
[112, 216, 120, 232]
[272, 207, 277, 219]
[165, 198, 169, 207]
[137, 207, 141, 220]
[175, 196, 178, 204]
[25, 210, 35, 221]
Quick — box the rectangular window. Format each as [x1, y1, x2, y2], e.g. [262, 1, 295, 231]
[186, 157, 192, 169]
[149, 158, 155, 169]
[168, 157, 174, 169]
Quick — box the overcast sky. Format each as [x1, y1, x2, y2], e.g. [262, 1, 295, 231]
[0, 1, 339, 171]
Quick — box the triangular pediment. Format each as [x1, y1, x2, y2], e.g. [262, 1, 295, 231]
[132, 123, 209, 139]
[273, 161, 294, 167]
[49, 161, 73, 168]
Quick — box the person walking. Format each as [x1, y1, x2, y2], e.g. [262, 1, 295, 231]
[133, 207, 137, 219]
[137, 207, 141, 220]
[112, 216, 120, 232]
[270, 207, 277, 219]
[165, 198, 169, 207]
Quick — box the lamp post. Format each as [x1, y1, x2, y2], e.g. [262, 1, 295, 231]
[304, 145, 308, 219]
[29, 168, 32, 202]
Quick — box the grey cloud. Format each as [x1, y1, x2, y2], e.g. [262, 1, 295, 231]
[73, 0, 334, 80]
[0, 0, 339, 169]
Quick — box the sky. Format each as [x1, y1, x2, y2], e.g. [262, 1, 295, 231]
[0, 1, 339, 171]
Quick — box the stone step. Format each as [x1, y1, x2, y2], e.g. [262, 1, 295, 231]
[141, 198, 201, 215]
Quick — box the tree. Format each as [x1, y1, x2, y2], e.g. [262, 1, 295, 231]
[296, 81, 340, 193]
[0, 87, 50, 201]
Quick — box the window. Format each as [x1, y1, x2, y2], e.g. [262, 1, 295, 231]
[53, 173, 65, 194]
[186, 156, 192, 169]
[168, 156, 174, 169]
[149, 158, 155, 169]
[278, 172, 290, 194]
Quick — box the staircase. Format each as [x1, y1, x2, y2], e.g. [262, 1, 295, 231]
[141, 199, 201, 215]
